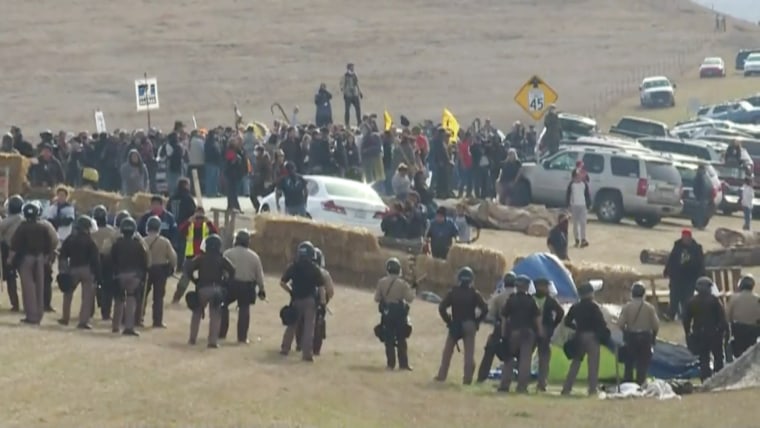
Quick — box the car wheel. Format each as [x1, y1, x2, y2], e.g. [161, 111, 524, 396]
[634, 215, 660, 228]
[260, 204, 270, 212]
[691, 216, 711, 229]
[595, 191, 623, 223]
[721, 208, 735, 216]
[746, 72, 751, 77]
[512, 179, 532, 207]
[305, 212, 313, 219]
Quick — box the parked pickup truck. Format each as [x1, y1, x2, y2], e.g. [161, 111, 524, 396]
[609, 116, 669, 139]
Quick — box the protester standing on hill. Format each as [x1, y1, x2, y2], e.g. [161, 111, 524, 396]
[314, 83, 333, 127]
[340, 63, 363, 127]
[566, 170, 591, 248]
[664, 229, 705, 320]
[435, 267, 488, 384]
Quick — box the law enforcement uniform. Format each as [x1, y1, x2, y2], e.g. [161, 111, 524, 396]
[683, 277, 729, 381]
[727, 276, 760, 358]
[618, 282, 659, 385]
[10, 202, 56, 324]
[221, 231, 265, 343]
[279, 242, 326, 361]
[476, 272, 516, 383]
[0, 195, 25, 311]
[561, 283, 609, 395]
[534, 277, 565, 391]
[498, 275, 541, 393]
[110, 218, 149, 336]
[57, 216, 100, 328]
[374, 258, 415, 370]
[144, 216, 177, 328]
[296, 248, 335, 355]
[185, 234, 235, 348]
[91, 206, 121, 320]
[435, 267, 488, 384]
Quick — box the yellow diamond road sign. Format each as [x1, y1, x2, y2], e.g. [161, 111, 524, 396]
[514, 75, 559, 121]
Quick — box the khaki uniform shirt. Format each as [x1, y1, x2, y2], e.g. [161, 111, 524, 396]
[617, 298, 660, 333]
[91, 225, 121, 255]
[727, 291, 760, 325]
[0, 215, 23, 243]
[145, 233, 177, 268]
[374, 275, 414, 304]
[40, 219, 59, 251]
[487, 290, 512, 320]
[223, 246, 265, 288]
[320, 267, 335, 303]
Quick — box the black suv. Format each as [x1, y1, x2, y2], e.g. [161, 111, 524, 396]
[736, 49, 760, 71]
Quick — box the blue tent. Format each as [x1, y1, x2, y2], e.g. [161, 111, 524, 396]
[512, 252, 579, 303]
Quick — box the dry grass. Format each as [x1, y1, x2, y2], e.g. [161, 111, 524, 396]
[5, 0, 760, 427]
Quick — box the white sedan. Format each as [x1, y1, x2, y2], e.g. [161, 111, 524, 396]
[258, 175, 388, 233]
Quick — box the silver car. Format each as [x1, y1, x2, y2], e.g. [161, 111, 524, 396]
[518, 146, 683, 227]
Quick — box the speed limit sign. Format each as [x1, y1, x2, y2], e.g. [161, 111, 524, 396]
[514, 75, 559, 121]
[528, 88, 545, 112]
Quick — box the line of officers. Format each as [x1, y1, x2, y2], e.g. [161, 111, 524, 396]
[373, 263, 760, 392]
[0, 195, 334, 352]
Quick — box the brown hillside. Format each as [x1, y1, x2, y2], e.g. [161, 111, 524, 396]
[2, 0, 757, 132]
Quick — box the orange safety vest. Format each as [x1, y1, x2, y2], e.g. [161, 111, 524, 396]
[185, 222, 209, 256]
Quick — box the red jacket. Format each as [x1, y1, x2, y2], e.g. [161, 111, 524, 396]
[416, 135, 429, 156]
[458, 139, 472, 169]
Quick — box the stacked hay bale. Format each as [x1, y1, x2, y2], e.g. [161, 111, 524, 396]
[415, 244, 508, 296]
[249, 214, 386, 285]
[564, 261, 643, 302]
[70, 188, 123, 214]
[0, 153, 31, 196]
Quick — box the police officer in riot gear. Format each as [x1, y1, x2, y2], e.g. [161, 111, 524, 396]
[683, 276, 728, 381]
[0, 195, 25, 311]
[10, 202, 55, 324]
[221, 230, 265, 344]
[435, 266, 489, 384]
[279, 241, 326, 361]
[114, 210, 132, 229]
[727, 275, 760, 358]
[498, 275, 542, 393]
[91, 205, 120, 320]
[144, 216, 177, 328]
[374, 257, 415, 370]
[110, 218, 149, 336]
[618, 281, 659, 385]
[58, 215, 101, 328]
[476, 272, 516, 383]
[296, 247, 335, 355]
[184, 234, 235, 348]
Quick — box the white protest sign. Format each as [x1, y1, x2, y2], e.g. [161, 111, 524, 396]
[94, 110, 107, 133]
[135, 77, 159, 112]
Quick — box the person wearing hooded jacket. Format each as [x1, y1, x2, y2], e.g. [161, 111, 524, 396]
[683, 276, 728, 381]
[120, 149, 150, 196]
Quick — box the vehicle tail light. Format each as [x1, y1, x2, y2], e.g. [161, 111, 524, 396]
[636, 178, 648, 197]
[321, 200, 346, 215]
[373, 207, 389, 219]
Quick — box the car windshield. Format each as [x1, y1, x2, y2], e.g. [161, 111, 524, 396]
[642, 79, 670, 89]
[645, 161, 682, 185]
[324, 180, 383, 203]
[703, 58, 722, 65]
[560, 118, 596, 136]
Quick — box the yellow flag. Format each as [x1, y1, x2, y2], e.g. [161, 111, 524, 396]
[384, 109, 393, 131]
[442, 108, 460, 143]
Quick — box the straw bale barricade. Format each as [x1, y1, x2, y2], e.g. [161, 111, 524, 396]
[0, 153, 31, 196]
[249, 214, 508, 296]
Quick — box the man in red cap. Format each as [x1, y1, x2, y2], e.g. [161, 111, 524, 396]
[663, 229, 705, 320]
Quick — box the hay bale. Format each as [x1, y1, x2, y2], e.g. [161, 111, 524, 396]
[131, 192, 164, 215]
[70, 188, 122, 214]
[564, 261, 642, 302]
[0, 153, 30, 195]
[415, 244, 508, 295]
